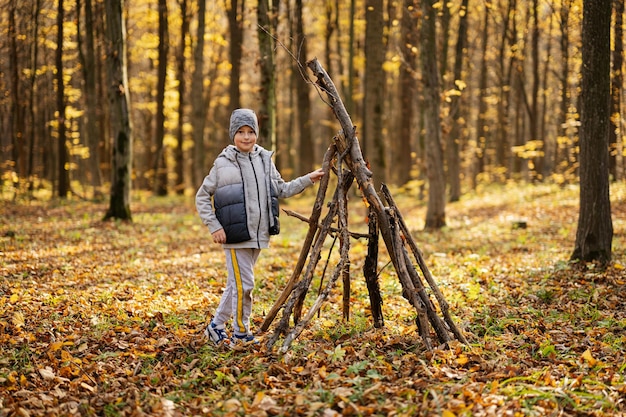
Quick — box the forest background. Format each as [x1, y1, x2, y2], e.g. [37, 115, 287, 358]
[1, 0, 626, 415]
[2, 0, 625, 202]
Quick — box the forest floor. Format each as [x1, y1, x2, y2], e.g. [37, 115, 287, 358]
[1, 182, 625, 416]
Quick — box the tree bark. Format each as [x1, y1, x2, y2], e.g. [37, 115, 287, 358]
[396, 0, 418, 186]
[420, 0, 446, 228]
[191, 0, 207, 186]
[446, 0, 468, 202]
[9, 0, 26, 188]
[174, 0, 189, 195]
[153, 0, 169, 196]
[56, 0, 69, 198]
[295, 0, 314, 174]
[104, 0, 132, 221]
[227, 0, 243, 110]
[610, 0, 624, 180]
[257, 0, 278, 154]
[472, 3, 489, 189]
[496, 0, 515, 177]
[27, 0, 42, 192]
[78, 0, 103, 196]
[363, 0, 386, 186]
[556, 0, 572, 178]
[571, 0, 613, 264]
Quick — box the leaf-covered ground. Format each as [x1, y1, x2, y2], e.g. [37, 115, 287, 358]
[1, 183, 625, 416]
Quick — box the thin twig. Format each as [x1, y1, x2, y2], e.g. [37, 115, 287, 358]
[256, 24, 334, 108]
[282, 208, 370, 239]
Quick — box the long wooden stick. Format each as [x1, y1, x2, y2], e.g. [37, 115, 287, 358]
[260, 145, 336, 332]
[382, 184, 468, 344]
[281, 157, 353, 352]
[308, 59, 466, 348]
[266, 198, 339, 349]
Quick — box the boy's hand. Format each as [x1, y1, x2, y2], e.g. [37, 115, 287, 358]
[212, 229, 226, 244]
[309, 168, 325, 184]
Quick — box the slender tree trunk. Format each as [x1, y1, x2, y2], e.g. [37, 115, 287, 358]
[334, 0, 346, 103]
[78, 0, 104, 196]
[529, 0, 541, 179]
[228, 0, 243, 110]
[421, 0, 446, 228]
[396, 0, 417, 186]
[346, 0, 356, 116]
[9, 0, 26, 190]
[257, 0, 278, 154]
[104, 0, 133, 221]
[295, 0, 313, 174]
[323, 1, 337, 147]
[610, 0, 624, 180]
[496, 0, 514, 175]
[175, 0, 189, 195]
[556, 1, 571, 178]
[438, 0, 450, 81]
[153, 0, 169, 196]
[540, 12, 554, 179]
[571, 0, 613, 264]
[191, 0, 207, 185]
[472, 4, 489, 189]
[56, 0, 69, 198]
[446, 0, 468, 201]
[363, 0, 386, 186]
[27, 0, 41, 192]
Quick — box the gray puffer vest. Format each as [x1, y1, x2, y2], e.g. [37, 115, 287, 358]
[196, 144, 312, 249]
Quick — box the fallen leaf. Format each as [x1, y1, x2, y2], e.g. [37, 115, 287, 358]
[581, 349, 597, 367]
[38, 367, 56, 381]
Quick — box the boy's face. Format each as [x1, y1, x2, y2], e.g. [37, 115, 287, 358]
[233, 125, 257, 153]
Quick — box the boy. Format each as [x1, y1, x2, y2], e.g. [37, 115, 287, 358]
[196, 108, 324, 346]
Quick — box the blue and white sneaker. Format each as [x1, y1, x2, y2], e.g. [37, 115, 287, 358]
[231, 333, 259, 346]
[205, 321, 230, 346]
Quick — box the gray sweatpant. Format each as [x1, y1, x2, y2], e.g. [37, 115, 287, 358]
[212, 248, 261, 336]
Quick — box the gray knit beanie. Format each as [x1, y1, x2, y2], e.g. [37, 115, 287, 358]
[229, 108, 259, 141]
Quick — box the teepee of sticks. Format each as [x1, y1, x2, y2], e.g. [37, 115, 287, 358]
[261, 59, 467, 353]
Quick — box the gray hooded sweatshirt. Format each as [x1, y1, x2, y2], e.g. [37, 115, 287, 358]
[196, 144, 313, 249]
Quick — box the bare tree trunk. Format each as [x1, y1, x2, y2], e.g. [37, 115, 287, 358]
[438, 0, 451, 81]
[227, 0, 243, 110]
[27, 0, 42, 193]
[572, 0, 613, 264]
[610, 0, 624, 180]
[396, 0, 418, 186]
[191, 0, 207, 185]
[9, 0, 26, 192]
[104, 0, 132, 221]
[56, 0, 69, 198]
[556, 0, 572, 177]
[346, 0, 356, 116]
[295, 0, 314, 174]
[153, 0, 169, 196]
[529, 0, 541, 178]
[174, 0, 189, 195]
[540, 13, 555, 179]
[472, 4, 489, 189]
[363, 0, 386, 186]
[446, 0, 468, 202]
[421, 0, 446, 228]
[257, 0, 278, 153]
[495, 0, 516, 178]
[77, 0, 103, 197]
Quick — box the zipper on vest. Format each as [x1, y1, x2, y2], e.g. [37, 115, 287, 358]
[250, 154, 262, 248]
